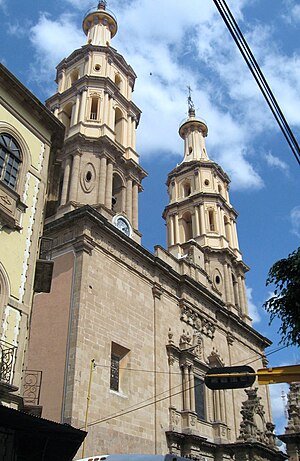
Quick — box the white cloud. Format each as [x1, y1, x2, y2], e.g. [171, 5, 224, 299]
[246, 286, 261, 323]
[7, 19, 32, 38]
[28, 12, 83, 91]
[23, 0, 300, 190]
[290, 206, 300, 238]
[265, 152, 289, 173]
[282, 2, 300, 24]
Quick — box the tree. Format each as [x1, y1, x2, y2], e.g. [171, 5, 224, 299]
[263, 247, 300, 347]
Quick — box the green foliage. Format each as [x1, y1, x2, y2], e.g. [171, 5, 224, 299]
[264, 247, 300, 346]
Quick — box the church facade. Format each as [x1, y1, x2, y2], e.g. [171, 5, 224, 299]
[27, 2, 284, 461]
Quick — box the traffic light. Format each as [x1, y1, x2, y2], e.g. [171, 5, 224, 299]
[204, 365, 256, 390]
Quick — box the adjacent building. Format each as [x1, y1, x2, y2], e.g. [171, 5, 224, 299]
[0, 63, 64, 408]
[26, 2, 285, 461]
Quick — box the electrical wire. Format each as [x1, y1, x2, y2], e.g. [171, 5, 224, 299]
[81, 344, 288, 429]
[213, 0, 300, 166]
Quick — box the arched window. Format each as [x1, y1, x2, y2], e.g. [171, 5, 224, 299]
[112, 173, 124, 212]
[182, 212, 193, 241]
[90, 97, 99, 120]
[60, 103, 73, 135]
[0, 133, 22, 189]
[183, 182, 191, 197]
[114, 108, 123, 144]
[208, 209, 215, 232]
[70, 68, 79, 86]
[115, 73, 122, 91]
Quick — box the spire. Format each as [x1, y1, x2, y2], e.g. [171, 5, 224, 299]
[82, 1, 118, 46]
[187, 85, 196, 118]
[179, 88, 209, 163]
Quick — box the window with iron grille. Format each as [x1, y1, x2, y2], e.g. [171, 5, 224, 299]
[0, 133, 21, 189]
[110, 342, 130, 393]
[110, 353, 120, 391]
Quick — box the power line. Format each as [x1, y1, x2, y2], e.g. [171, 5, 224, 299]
[82, 344, 287, 430]
[213, 0, 300, 166]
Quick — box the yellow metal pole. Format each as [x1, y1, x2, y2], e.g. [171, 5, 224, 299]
[81, 358, 95, 458]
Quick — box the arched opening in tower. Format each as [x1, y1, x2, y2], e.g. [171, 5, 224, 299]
[114, 108, 123, 145]
[69, 68, 79, 87]
[182, 212, 193, 242]
[112, 173, 124, 212]
[115, 73, 122, 91]
[60, 102, 73, 136]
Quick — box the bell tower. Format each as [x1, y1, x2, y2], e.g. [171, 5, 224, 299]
[163, 95, 251, 323]
[46, 0, 146, 242]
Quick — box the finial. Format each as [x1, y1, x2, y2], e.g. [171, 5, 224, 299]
[187, 85, 195, 117]
[98, 0, 107, 10]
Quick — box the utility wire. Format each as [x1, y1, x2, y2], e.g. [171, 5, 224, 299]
[213, 0, 300, 166]
[91, 344, 287, 375]
[82, 344, 288, 429]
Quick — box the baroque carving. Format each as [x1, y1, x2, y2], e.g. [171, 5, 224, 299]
[180, 302, 216, 338]
[238, 388, 277, 448]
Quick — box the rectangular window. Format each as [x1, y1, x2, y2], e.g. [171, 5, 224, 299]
[110, 353, 120, 391]
[90, 97, 99, 120]
[194, 377, 206, 420]
[109, 342, 130, 393]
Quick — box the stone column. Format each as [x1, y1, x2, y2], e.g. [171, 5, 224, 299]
[60, 156, 72, 206]
[78, 87, 88, 122]
[72, 92, 81, 126]
[52, 104, 60, 118]
[127, 115, 132, 148]
[103, 91, 109, 126]
[69, 152, 81, 202]
[242, 278, 249, 316]
[132, 182, 139, 229]
[217, 205, 223, 236]
[182, 364, 190, 411]
[199, 203, 205, 234]
[174, 213, 179, 244]
[189, 367, 196, 412]
[61, 69, 66, 92]
[225, 264, 234, 305]
[105, 161, 113, 209]
[191, 212, 196, 238]
[220, 208, 226, 236]
[238, 276, 245, 314]
[169, 215, 174, 246]
[214, 390, 221, 421]
[232, 220, 240, 250]
[121, 186, 126, 213]
[98, 156, 107, 205]
[194, 205, 200, 236]
[131, 117, 136, 150]
[70, 103, 76, 127]
[126, 178, 133, 222]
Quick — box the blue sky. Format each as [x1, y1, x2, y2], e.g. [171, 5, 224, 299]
[1, 0, 299, 437]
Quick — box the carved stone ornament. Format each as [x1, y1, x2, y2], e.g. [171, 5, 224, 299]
[238, 388, 277, 448]
[180, 301, 216, 339]
[286, 383, 300, 433]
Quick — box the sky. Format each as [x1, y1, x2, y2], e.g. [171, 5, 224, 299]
[1, 0, 299, 438]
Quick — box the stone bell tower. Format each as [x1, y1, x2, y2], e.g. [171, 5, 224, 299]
[46, 0, 146, 242]
[163, 95, 251, 324]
